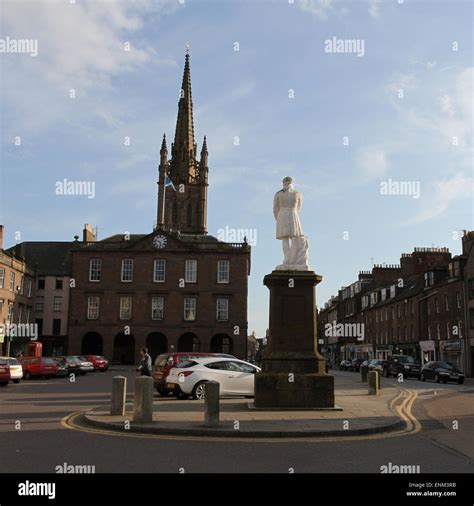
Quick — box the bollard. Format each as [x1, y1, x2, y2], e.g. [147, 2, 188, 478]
[110, 376, 127, 416]
[204, 381, 220, 427]
[360, 365, 368, 382]
[368, 370, 379, 395]
[376, 370, 381, 390]
[133, 376, 154, 423]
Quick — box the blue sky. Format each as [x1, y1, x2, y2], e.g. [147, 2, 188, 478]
[1, 0, 473, 336]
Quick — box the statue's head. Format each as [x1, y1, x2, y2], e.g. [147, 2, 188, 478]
[282, 176, 294, 190]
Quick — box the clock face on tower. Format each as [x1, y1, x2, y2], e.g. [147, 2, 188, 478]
[153, 234, 167, 249]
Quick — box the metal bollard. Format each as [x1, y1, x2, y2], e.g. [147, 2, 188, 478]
[368, 370, 379, 395]
[110, 376, 127, 416]
[204, 381, 220, 427]
[133, 376, 154, 423]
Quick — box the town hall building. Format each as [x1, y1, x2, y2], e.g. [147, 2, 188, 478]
[67, 51, 251, 364]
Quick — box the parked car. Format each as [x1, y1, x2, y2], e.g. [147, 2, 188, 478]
[166, 357, 261, 400]
[53, 357, 69, 377]
[368, 359, 386, 373]
[0, 357, 23, 383]
[0, 359, 11, 386]
[350, 358, 366, 372]
[383, 354, 421, 379]
[19, 357, 58, 379]
[56, 356, 81, 375]
[420, 361, 464, 384]
[153, 352, 236, 396]
[83, 355, 109, 372]
[339, 360, 352, 371]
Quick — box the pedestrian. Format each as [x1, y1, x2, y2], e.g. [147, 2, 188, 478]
[136, 347, 152, 377]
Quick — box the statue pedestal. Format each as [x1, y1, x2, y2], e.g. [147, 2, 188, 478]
[254, 270, 335, 409]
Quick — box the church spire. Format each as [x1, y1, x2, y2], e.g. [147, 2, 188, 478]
[171, 48, 196, 180]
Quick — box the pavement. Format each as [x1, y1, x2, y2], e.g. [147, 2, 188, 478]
[80, 373, 409, 437]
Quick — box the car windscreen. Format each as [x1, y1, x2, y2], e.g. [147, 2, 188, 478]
[156, 355, 170, 367]
[438, 362, 454, 370]
[7, 358, 19, 365]
[0, 358, 7, 365]
[399, 356, 415, 364]
[41, 358, 55, 365]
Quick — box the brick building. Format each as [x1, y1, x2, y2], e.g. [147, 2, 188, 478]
[319, 236, 473, 376]
[68, 51, 250, 364]
[0, 226, 36, 356]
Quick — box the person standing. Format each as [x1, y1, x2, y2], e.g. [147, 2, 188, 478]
[137, 347, 152, 377]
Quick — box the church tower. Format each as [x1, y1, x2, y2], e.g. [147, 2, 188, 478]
[157, 49, 208, 235]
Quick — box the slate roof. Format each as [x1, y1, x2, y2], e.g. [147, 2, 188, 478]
[6, 242, 73, 276]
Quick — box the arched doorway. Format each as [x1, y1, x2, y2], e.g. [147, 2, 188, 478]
[81, 332, 103, 356]
[210, 334, 233, 354]
[146, 333, 168, 363]
[113, 332, 135, 364]
[178, 333, 200, 352]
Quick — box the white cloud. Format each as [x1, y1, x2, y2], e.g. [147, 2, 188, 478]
[368, 0, 381, 19]
[356, 147, 387, 181]
[298, 0, 334, 20]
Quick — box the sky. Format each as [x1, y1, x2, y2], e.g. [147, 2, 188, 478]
[1, 0, 473, 337]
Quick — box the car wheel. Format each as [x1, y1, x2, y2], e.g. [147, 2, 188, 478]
[157, 388, 169, 397]
[192, 381, 207, 400]
[24, 372, 31, 380]
[0, 382, 8, 387]
[435, 374, 440, 383]
[13, 379, 20, 384]
[458, 378, 464, 385]
[174, 391, 189, 400]
[420, 373, 426, 382]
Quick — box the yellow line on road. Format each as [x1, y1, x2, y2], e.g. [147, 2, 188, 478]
[61, 389, 421, 444]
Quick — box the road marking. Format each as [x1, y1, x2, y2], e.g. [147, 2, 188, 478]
[61, 389, 422, 444]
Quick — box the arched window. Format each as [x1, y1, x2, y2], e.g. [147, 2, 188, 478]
[187, 204, 192, 227]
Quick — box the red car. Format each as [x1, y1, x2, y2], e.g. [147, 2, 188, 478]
[19, 357, 58, 379]
[84, 355, 109, 372]
[153, 352, 235, 397]
[0, 359, 11, 386]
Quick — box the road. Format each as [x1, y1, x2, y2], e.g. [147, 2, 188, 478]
[0, 368, 473, 474]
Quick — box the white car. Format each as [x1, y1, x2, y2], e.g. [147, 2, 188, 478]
[166, 357, 261, 400]
[0, 357, 23, 383]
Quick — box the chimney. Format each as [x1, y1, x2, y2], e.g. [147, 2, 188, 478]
[83, 224, 96, 243]
[0, 225, 4, 250]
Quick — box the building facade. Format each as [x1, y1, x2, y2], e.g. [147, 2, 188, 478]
[68, 51, 250, 364]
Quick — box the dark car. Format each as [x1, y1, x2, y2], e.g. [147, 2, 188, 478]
[420, 361, 464, 384]
[53, 357, 69, 377]
[339, 360, 352, 371]
[56, 356, 81, 375]
[350, 358, 366, 372]
[383, 354, 421, 379]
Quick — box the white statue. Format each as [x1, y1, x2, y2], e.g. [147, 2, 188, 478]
[273, 176, 310, 271]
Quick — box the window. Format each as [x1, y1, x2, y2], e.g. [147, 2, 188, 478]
[89, 259, 102, 282]
[390, 285, 396, 298]
[121, 259, 133, 282]
[427, 326, 431, 340]
[18, 305, 23, 323]
[153, 259, 166, 283]
[456, 291, 462, 309]
[436, 323, 441, 339]
[385, 307, 388, 321]
[87, 296, 100, 320]
[120, 297, 132, 320]
[205, 361, 229, 370]
[55, 278, 63, 290]
[410, 300, 414, 315]
[381, 289, 387, 302]
[217, 260, 230, 284]
[26, 309, 31, 323]
[227, 361, 256, 373]
[7, 303, 13, 323]
[469, 279, 474, 299]
[19, 276, 24, 295]
[53, 296, 62, 312]
[52, 319, 61, 336]
[27, 279, 32, 297]
[424, 272, 434, 287]
[0, 268, 4, 288]
[362, 296, 368, 309]
[152, 297, 164, 320]
[427, 301, 430, 315]
[403, 302, 407, 316]
[445, 295, 449, 311]
[435, 298, 439, 313]
[397, 304, 401, 318]
[184, 297, 196, 321]
[37, 277, 45, 290]
[35, 296, 44, 312]
[185, 260, 197, 283]
[36, 318, 43, 335]
[9, 272, 15, 291]
[216, 298, 229, 321]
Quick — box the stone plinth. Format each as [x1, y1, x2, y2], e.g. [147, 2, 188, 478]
[254, 270, 335, 409]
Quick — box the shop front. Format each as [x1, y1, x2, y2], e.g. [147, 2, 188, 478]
[439, 339, 464, 371]
[355, 343, 373, 359]
[394, 342, 420, 361]
[419, 340, 437, 364]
